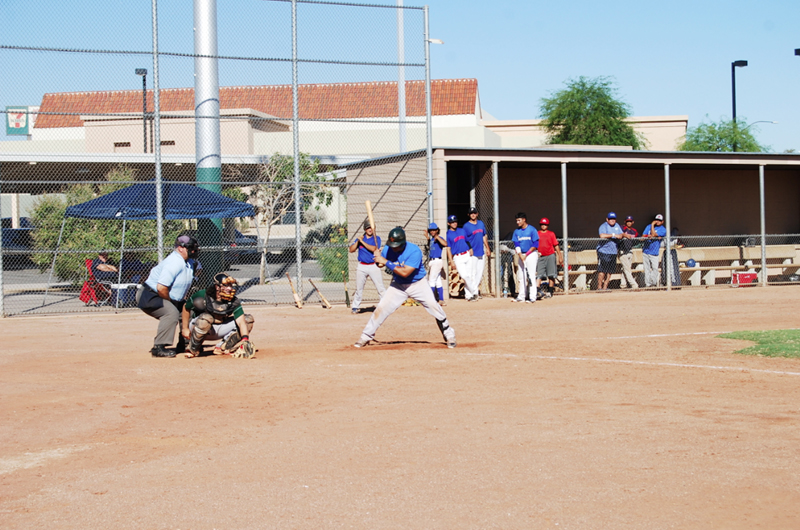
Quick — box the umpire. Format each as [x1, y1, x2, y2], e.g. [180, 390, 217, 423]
[136, 235, 200, 358]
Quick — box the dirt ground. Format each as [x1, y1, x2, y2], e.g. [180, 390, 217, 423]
[2, 286, 800, 529]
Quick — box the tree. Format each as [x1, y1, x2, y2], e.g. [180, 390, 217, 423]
[225, 152, 334, 283]
[539, 76, 644, 149]
[678, 118, 769, 152]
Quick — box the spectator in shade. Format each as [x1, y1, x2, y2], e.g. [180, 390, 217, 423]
[619, 216, 639, 289]
[597, 212, 623, 290]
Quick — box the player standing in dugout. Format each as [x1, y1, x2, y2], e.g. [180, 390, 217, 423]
[354, 226, 456, 349]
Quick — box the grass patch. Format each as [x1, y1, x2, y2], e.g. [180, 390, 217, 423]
[718, 329, 800, 358]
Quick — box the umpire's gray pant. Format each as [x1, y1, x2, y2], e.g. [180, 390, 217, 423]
[353, 262, 386, 309]
[136, 285, 181, 347]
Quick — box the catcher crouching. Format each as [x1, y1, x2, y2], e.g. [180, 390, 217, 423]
[181, 273, 256, 358]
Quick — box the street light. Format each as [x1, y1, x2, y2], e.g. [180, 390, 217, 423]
[731, 60, 747, 152]
[135, 68, 147, 153]
[742, 120, 778, 132]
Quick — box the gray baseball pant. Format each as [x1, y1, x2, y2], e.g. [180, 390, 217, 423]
[359, 278, 453, 342]
[352, 262, 386, 309]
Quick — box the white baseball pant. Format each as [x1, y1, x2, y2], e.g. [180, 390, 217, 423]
[352, 262, 386, 310]
[516, 251, 539, 301]
[428, 257, 444, 289]
[451, 251, 474, 299]
[642, 253, 659, 287]
[619, 252, 638, 288]
[468, 255, 485, 297]
[359, 278, 454, 343]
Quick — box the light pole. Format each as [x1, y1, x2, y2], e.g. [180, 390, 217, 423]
[731, 60, 747, 152]
[135, 68, 147, 153]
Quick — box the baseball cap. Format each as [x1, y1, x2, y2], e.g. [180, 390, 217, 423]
[625, 216, 634, 221]
[447, 214, 458, 223]
[654, 214, 664, 221]
[607, 212, 617, 219]
[468, 207, 478, 214]
[428, 222, 439, 230]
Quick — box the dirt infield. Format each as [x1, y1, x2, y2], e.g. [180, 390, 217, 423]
[2, 287, 800, 529]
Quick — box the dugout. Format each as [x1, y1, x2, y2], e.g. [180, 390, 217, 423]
[339, 147, 800, 295]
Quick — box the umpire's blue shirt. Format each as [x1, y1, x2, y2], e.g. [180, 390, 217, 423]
[144, 250, 194, 301]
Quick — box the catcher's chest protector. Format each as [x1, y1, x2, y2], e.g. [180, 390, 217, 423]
[195, 295, 240, 323]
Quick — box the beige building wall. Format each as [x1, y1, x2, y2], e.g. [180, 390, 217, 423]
[483, 116, 688, 151]
[344, 155, 429, 297]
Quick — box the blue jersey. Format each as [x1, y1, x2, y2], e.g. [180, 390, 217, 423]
[463, 220, 487, 257]
[356, 234, 381, 263]
[429, 234, 444, 259]
[512, 225, 539, 254]
[381, 242, 427, 284]
[447, 228, 470, 255]
[597, 222, 623, 254]
[642, 224, 666, 256]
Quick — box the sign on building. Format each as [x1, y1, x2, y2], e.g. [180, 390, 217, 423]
[6, 106, 37, 136]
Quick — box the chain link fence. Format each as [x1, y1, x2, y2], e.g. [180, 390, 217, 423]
[1, 1, 433, 316]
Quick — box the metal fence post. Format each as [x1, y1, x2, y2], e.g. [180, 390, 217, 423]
[424, 5, 434, 225]
[759, 164, 767, 286]
[561, 162, 569, 294]
[0, 166, 4, 317]
[492, 161, 500, 297]
[151, 0, 164, 260]
[664, 163, 672, 291]
[292, 0, 303, 297]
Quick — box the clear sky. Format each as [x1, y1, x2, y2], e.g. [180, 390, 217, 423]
[3, 0, 799, 152]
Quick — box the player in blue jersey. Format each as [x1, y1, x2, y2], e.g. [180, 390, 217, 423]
[425, 222, 448, 305]
[463, 207, 492, 301]
[354, 226, 456, 349]
[348, 222, 386, 314]
[445, 214, 475, 301]
[511, 212, 539, 303]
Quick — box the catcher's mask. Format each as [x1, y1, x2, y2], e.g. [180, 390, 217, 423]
[386, 226, 406, 249]
[176, 235, 200, 259]
[213, 273, 238, 301]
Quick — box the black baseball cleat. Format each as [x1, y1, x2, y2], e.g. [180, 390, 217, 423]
[151, 345, 176, 358]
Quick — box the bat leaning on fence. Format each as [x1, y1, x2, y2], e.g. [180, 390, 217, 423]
[286, 272, 303, 308]
[342, 270, 351, 308]
[308, 279, 332, 309]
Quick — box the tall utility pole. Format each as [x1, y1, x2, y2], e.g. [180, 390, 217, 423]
[194, 0, 223, 275]
[731, 60, 747, 152]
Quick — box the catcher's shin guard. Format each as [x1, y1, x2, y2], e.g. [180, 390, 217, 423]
[189, 313, 214, 353]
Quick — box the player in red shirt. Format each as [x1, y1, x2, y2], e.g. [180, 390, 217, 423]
[536, 218, 564, 299]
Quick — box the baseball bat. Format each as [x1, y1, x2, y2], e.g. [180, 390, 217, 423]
[286, 272, 303, 308]
[342, 270, 350, 308]
[308, 279, 332, 309]
[365, 200, 376, 240]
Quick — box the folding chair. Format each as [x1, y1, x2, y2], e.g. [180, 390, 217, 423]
[79, 258, 112, 306]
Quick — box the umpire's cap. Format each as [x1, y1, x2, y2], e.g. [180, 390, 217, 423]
[386, 226, 406, 248]
[175, 234, 199, 252]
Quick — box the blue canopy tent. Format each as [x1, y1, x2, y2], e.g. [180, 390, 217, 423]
[44, 181, 263, 309]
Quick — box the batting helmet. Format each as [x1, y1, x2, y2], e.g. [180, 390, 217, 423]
[540, 217, 550, 225]
[447, 214, 458, 223]
[686, 259, 697, 268]
[212, 273, 239, 301]
[386, 226, 406, 248]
